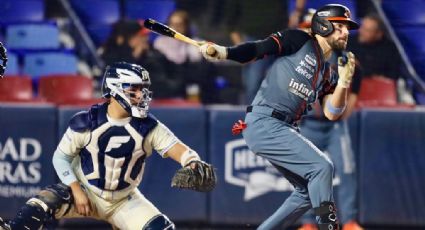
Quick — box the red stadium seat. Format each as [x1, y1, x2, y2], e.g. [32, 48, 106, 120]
[38, 74, 104, 106]
[0, 75, 34, 102]
[357, 77, 397, 107]
[356, 77, 414, 109]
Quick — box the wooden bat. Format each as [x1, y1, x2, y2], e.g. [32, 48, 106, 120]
[144, 18, 216, 55]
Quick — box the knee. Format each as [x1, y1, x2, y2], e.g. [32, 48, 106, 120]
[143, 214, 175, 230]
[9, 183, 72, 229]
[313, 160, 334, 179]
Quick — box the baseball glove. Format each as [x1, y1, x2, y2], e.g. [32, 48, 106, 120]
[0, 42, 7, 78]
[171, 160, 216, 192]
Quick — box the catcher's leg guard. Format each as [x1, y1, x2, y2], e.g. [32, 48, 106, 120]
[143, 214, 175, 230]
[0, 217, 11, 230]
[9, 183, 72, 230]
[314, 201, 339, 230]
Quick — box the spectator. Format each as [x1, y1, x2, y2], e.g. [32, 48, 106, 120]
[347, 13, 415, 104]
[154, 10, 202, 64]
[154, 10, 218, 104]
[100, 19, 141, 65]
[101, 19, 185, 99]
[347, 14, 400, 80]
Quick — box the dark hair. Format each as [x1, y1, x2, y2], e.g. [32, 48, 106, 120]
[363, 13, 385, 33]
[167, 10, 191, 37]
[103, 19, 142, 48]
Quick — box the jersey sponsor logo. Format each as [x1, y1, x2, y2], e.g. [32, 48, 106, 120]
[225, 139, 294, 201]
[305, 54, 317, 66]
[288, 78, 314, 101]
[105, 136, 131, 152]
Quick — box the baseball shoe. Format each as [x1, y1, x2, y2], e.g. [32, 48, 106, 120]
[0, 217, 10, 230]
[342, 220, 364, 230]
[297, 223, 318, 230]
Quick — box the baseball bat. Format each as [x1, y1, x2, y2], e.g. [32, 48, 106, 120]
[144, 18, 216, 56]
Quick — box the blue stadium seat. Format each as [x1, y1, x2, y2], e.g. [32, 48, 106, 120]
[0, 0, 44, 23]
[288, 0, 357, 21]
[396, 27, 425, 57]
[86, 24, 112, 46]
[5, 52, 19, 75]
[125, 0, 176, 23]
[23, 51, 78, 77]
[70, 0, 120, 25]
[6, 22, 60, 49]
[382, 0, 425, 26]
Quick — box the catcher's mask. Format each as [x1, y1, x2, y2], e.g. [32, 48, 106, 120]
[102, 62, 152, 118]
[311, 4, 359, 37]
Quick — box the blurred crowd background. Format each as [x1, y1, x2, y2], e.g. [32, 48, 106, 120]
[1, 0, 425, 230]
[0, 0, 424, 108]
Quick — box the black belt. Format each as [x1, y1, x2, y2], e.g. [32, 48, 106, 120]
[246, 106, 297, 125]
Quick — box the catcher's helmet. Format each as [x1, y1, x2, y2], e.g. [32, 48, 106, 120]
[311, 4, 359, 37]
[102, 62, 152, 118]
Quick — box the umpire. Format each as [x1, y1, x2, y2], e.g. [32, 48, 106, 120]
[200, 4, 358, 230]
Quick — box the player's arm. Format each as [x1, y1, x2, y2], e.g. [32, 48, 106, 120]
[341, 62, 362, 119]
[323, 52, 356, 120]
[146, 122, 201, 166]
[199, 29, 310, 63]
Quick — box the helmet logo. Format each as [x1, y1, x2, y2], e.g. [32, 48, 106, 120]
[141, 71, 149, 81]
[344, 10, 351, 18]
[318, 11, 331, 17]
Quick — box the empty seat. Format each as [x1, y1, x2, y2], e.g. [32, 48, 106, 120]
[382, 0, 425, 26]
[6, 22, 60, 49]
[125, 0, 176, 23]
[396, 27, 425, 57]
[71, 0, 120, 25]
[357, 77, 397, 108]
[5, 52, 19, 75]
[86, 24, 112, 46]
[0, 75, 33, 102]
[0, 0, 45, 23]
[23, 51, 77, 77]
[38, 75, 103, 105]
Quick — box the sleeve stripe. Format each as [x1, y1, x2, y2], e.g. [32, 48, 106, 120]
[158, 139, 179, 157]
[271, 35, 282, 54]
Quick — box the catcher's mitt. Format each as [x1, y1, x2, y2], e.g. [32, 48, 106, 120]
[171, 160, 216, 192]
[0, 42, 7, 78]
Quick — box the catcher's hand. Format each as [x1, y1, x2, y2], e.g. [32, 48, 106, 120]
[0, 42, 7, 78]
[171, 160, 217, 192]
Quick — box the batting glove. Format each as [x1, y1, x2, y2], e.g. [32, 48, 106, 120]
[199, 42, 227, 61]
[337, 51, 355, 88]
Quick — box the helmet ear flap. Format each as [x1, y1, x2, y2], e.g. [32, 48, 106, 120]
[312, 16, 334, 37]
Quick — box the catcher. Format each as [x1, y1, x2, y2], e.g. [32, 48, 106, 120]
[0, 62, 216, 230]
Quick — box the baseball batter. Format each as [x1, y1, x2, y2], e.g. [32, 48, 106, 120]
[200, 4, 358, 230]
[0, 62, 216, 230]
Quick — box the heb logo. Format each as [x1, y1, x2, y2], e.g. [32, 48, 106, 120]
[224, 139, 294, 201]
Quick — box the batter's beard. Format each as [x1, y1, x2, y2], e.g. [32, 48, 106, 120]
[329, 38, 347, 51]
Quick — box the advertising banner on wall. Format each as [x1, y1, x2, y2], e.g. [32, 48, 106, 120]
[0, 105, 57, 218]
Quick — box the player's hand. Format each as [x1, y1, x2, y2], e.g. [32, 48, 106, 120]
[199, 42, 227, 61]
[337, 51, 355, 88]
[71, 183, 91, 216]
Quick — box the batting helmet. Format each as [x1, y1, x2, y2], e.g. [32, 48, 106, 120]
[311, 4, 359, 37]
